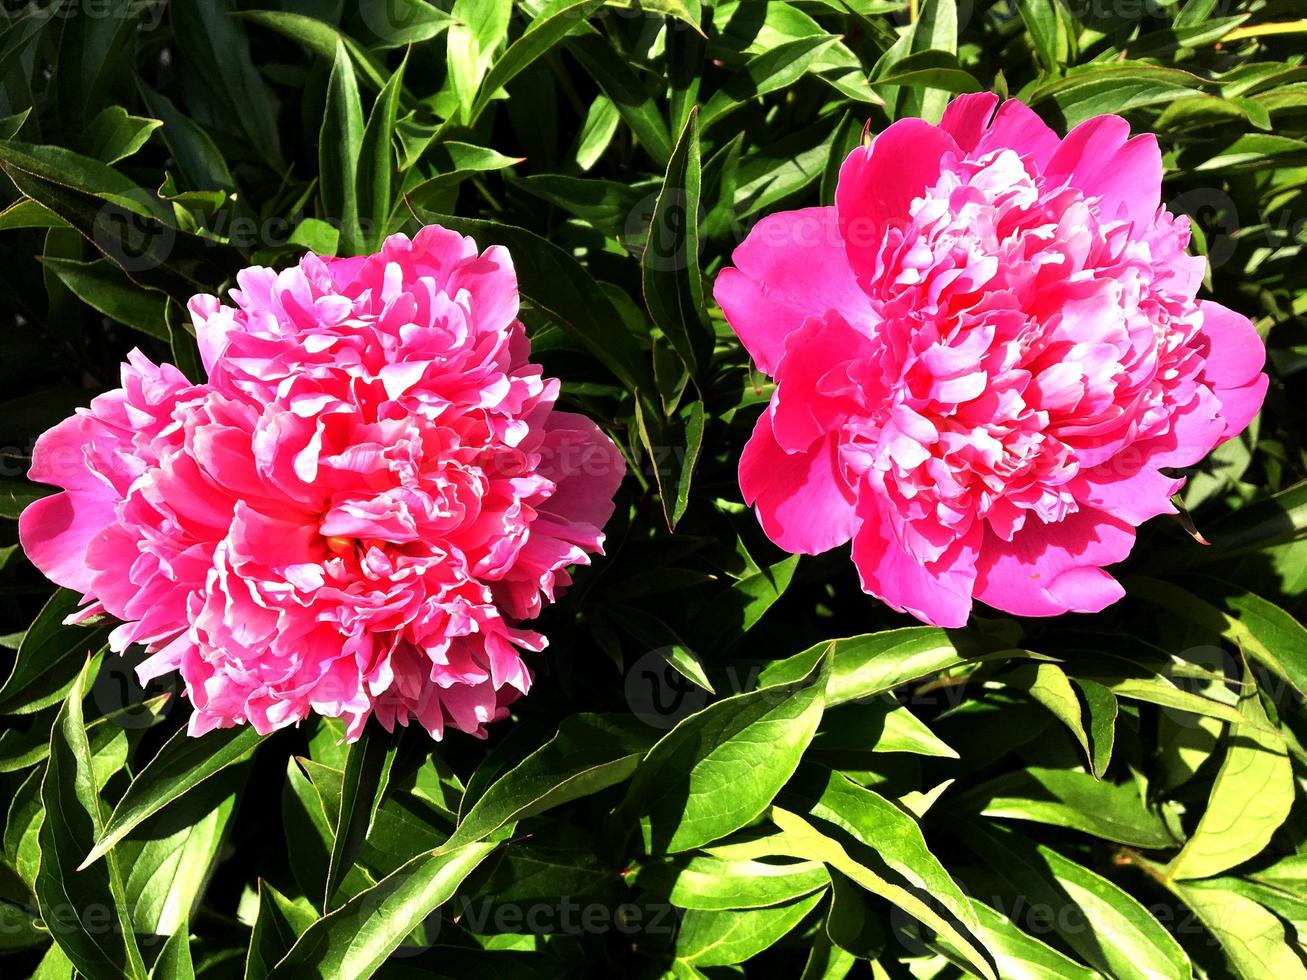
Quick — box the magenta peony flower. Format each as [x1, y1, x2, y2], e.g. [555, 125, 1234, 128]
[19, 226, 625, 739]
[715, 94, 1267, 628]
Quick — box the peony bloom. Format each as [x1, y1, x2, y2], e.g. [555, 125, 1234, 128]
[19, 226, 624, 739]
[715, 94, 1267, 628]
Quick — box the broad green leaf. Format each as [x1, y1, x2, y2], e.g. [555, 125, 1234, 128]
[0, 589, 112, 716]
[0, 140, 243, 300]
[895, 0, 959, 121]
[965, 767, 1181, 848]
[675, 891, 824, 967]
[265, 841, 499, 978]
[36, 663, 147, 979]
[353, 0, 456, 48]
[642, 108, 709, 378]
[635, 854, 829, 910]
[234, 11, 388, 91]
[573, 95, 619, 170]
[1173, 878, 1305, 978]
[1005, 662, 1106, 775]
[324, 727, 397, 909]
[402, 142, 523, 216]
[320, 40, 365, 256]
[448, 0, 513, 121]
[812, 701, 959, 760]
[693, 555, 798, 650]
[1075, 678, 1117, 779]
[1026, 63, 1208, 127]
[446, 714, 648, 849]
[39, 256, 168, 339]
[958, 823, 1191, 980]
[1167, 680, 1291, 881]
[136, 85, 235, 194]
[82, 724, 263, 869]
[616, 643, 828, 852]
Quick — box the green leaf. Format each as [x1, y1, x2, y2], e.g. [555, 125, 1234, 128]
[120, 769, 242, 936]
[701, 36, 840, 128]
[324, 727, 397, 910]
[1027, 63, 1208, 127]
[0, 589, 112, 716]
[245, 881, 318, 980]
[81, 724, 263, 869]
[469, 0, 607, 124]
[265, 841, 499, 978]
[39, 256, 168, 339]
[772, 771, 997, 980]
[448, 0, 513, 121]
[965, 767, 1181, 848]
[81, 107, 161, 165]
[962, 900, 1098, 980]
[36, 662, 148, 979]
[757, 627, 973, 709]
[447, 714, 648, 849]
[357, 52, 407, 250]
[320, 40, 365, 256]
[234, 12, 388, 91]
[1133, 577, 1307, 701]
[616, 643, 828, 852]
[1172, 878, 1305, 978]
[675, 891, 825, 967]
[407, 211, 653, 395]
[825, 869, 885, 959]
[149, 922, 195, 980]
[1005, 662, 1108, 776]
[692, 554, 800, 651]
[1166, 677, 1292, 881]
[958, 823, 1191, 980]
[635, 854, 829, 910]
[642, 108, 710, 378]
[895, 0, 959, 122]
[170, 0, 284, 170]
[567, 34, 673, 167]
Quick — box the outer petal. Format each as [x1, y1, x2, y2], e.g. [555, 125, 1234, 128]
[19, 414, 121, 594]
[938, 93, 999, 152]
[976, 99, 1062, 170]
[1196, 300, 1269, 439]
[974, 507, 1135, 618]
[836, 119, 961, 284]
[714, 207, 872, 376]
[851, 493, 978, 628]
[740, 410, 856, 556]
[1043, 115, 1161, 229]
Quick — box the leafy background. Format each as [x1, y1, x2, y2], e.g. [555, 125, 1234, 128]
[1, 0, 1306, 977]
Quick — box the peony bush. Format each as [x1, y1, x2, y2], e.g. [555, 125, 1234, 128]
[0, 2, 1304, 978]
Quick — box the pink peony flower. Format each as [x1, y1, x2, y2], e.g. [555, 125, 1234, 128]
[715, 94, 1268, 628]
[19, 226, 625, 739]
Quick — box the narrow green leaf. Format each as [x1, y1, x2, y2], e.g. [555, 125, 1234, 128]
[324, 728, 397, 910]
[245, 881, 318, 980]
[36, 663, 148, 980]
[266, 841, 498, 978]
[0, 590, 111, 716]
[616, 644, 828, 853]
[447, 714, 648, 849]
[636, 854, 828, 911]
[39, 256, 168, 339]
[320, 40, 365, 256]
[357, 52, 407, 250]
[643, 108, 709, 378]
[82, 724, 263, 869]
[675, 892, 824, 966]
